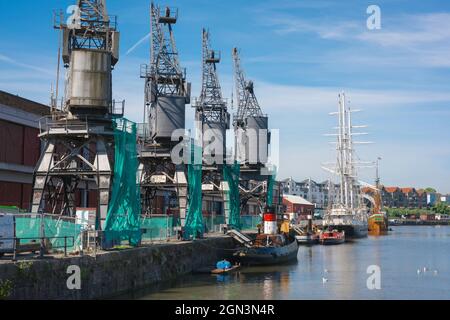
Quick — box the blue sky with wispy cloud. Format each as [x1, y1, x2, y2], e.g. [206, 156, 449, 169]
[0, 0, 449, 192]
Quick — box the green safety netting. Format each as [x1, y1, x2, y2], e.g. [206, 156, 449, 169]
[267, 175, 275, 207]
[240, 215, 261, 230]
[104, 118, 141, 247]
[266, 165, 278, 207]
[203, 215, 225, 233]
[0, 206, 20, 212]
[140, 216, 175, 240]
[223, 162, 241, 230]
[184, 143, 203, 240]
[15, 215, 80, 251]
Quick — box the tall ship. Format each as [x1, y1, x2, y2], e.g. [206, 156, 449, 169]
[322, 93, 369, 238]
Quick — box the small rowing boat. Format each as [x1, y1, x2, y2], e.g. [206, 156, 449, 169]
[211, 265, 241, 274]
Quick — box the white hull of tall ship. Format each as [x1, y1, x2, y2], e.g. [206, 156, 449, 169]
[323, 207, 368, 239]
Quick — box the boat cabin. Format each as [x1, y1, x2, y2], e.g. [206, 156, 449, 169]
[253, 234, 287, 247]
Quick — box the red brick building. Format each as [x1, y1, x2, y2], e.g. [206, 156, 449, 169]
[0, 91, 49, 210]
[282, 195, 314, 220]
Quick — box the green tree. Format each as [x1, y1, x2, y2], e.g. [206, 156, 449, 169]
[432, 202, 450, 215]
[425, 187, 436, 193]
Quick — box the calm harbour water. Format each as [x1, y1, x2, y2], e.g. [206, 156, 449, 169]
[125, 226, 450, 300]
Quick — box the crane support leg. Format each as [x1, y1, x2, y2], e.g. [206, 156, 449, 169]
[31, 141, 55, 213]
[175, 168, 188, 228]
[95, 138, 112, 230]
[221, 181, 231, 228]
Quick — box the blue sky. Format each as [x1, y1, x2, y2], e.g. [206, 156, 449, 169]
[1, 0, 449, 193]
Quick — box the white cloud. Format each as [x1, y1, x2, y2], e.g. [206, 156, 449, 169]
[358, 13, 450, 47]
[125, 33, 150, 56]
[262, 12, 450, 68]
[0, 53, 54, 75]
[267, 16, 359, 39]
[255, 81, 450, 114]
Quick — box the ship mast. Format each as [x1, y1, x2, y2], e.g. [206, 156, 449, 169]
[324, 93, 370, 211]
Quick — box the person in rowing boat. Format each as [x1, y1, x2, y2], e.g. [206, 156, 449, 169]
[216, 259, 232, 270]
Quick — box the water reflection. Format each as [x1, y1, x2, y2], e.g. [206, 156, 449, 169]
[120, 226, 450, 300]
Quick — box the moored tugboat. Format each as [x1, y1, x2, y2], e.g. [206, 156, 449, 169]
[233, 207, 299, 266]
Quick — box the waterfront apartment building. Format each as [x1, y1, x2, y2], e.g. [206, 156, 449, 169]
[282, 177, 435, 210]
[281, 177, 339, 210]
[0, 91, 49, 210]
[368, 186, 428, 208]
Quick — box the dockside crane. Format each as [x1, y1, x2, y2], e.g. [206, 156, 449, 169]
[195, 29, 230, 159]
[193, 29, 231, 229]
[232, 48, 273, 215]
[31, 0, 122, 232]
[138, 3, 191, 233]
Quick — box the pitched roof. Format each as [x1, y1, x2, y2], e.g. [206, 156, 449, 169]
[299, 178, 317, 185]
[416, 189, 426, 195]
[401, 187, 415, 193]
[384, 187, 399, 193]
[283, 195, 314, 206]
[319, 179, 333, 185]
[0, 90, 50, 116]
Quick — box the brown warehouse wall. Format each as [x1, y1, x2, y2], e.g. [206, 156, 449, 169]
[0, 119, 41, 210]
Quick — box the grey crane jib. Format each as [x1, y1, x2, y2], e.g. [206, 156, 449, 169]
[145, 3, 189, 100]
[195, 29, 229, 127]
[232, 48, 269, 169]
[232, 48, 264, 129]
[193, 29, 230, 166]
[140, 2, 191, 144]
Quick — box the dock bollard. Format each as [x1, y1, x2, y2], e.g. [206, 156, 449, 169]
[39, 237, 45, 259]
[12, 237, 17, 262]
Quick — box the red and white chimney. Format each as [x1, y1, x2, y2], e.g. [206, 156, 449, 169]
[263, 210, 277, 235]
